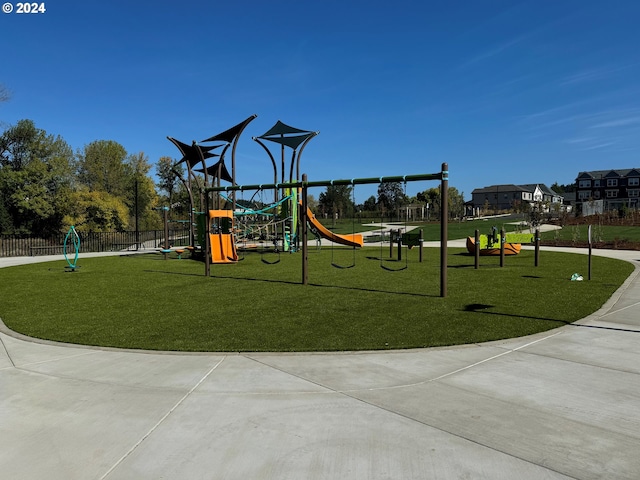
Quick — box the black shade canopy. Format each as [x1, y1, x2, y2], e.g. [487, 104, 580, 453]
[201, 114, 257, 144]
[195, 160, 233, 183]
[259, 120, 311, 138]
[167, 137, 220, 168]
[259, 132, 316, 150]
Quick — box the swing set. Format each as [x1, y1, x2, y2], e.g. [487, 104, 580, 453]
[205, 163, 449, 297]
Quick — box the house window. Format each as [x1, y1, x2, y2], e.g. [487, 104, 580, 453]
[593, 179, 601, 187]
[593, 191, 601, 199]
[606, 190, 618, 198]
[629, 189, 639, 198]
[628, 177, 640, 186]
[579, 180, 591, 188]
[578, 191, 591, 200]
[607, 178, 618, 187]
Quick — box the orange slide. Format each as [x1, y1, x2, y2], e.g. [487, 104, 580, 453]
[208, 210, 238, 263]
[306, 207, 363, 248]
[209, 233, 238, 263]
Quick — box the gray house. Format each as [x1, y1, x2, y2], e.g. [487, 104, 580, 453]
[469, 184, 563, 214]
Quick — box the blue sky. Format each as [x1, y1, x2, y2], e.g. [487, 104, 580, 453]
[2, 1, 640, 202]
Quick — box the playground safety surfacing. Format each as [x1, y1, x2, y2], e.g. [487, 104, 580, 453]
[1, 248, 640, 479]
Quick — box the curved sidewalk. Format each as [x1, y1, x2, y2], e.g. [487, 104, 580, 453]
[1, 248, 640, 479]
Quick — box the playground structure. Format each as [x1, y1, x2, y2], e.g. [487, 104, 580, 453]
[206, 168, 449, 296]
[167, 117, 449, 296]
[465, 228, 534, 256]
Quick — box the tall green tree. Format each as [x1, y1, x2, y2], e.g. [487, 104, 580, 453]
[416, 186, 465, 220]
[156, 156, 181, 201]
[0, 119, 74, 234]
[447, 186, 465, 219]
[77, 140, 128, 197]
[125, 152, 161, 230]
[318, 185, 355, 218]
[363, 195, 377, 211]
[377, 182, 407, 216]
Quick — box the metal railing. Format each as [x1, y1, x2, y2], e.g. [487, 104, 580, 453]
[0, 227, 191, 257]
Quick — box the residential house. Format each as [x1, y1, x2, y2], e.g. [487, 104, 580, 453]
[576, 168, 640, 214]
[469, 184, 563, 215]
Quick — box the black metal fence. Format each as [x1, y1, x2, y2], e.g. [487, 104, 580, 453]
[0, 226, 191, 257]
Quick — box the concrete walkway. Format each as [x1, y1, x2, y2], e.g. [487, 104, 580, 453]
[1, 247, 640, 479]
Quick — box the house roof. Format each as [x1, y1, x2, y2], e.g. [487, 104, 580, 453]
[472, 184, 561, 196]
[518, 184, 562, 196]
[471, 184, 527, 194]
[577, 168, 640, 180]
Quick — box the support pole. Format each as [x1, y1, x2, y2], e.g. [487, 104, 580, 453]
[500, 228, 505, 267]
[474, 229, 480, 269]
[163, 207, 169, 260]
[440, 163, 448, 298]
[397, 231, 402, 262]
[587, 225, 591, 280]
[535, 228, 540, 267]
[302, 174, 309, 285]
[419, 228, 423, 263]
[135, 177, 139, 251]
[204, 193, 210, 277]
[389, 229, 395, 258]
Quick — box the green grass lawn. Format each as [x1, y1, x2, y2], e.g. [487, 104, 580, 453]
[0, 247, 633, 352]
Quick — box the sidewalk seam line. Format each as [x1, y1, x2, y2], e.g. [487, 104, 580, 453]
[98, 356, 226, 480]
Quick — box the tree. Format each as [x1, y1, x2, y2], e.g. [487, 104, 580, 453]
[551, 181, 574, 194]
[417, 187, 441, 220]
[156, 156, 181, 201]
[0, 119, 74, 234]
[306, 194, 318, 213]
[77, 140, 128, 197]
[318, 185, 355, 218]
[377, 182, 407, 216]
[447, 186, 465, 219]
[363, 195, 377, 211]
[62, 189, 129, 233]
[125, 152, 161, 230]
[416, 185, 465, 220]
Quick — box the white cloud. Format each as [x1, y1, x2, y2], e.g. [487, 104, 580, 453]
[590, 116, 640, 128]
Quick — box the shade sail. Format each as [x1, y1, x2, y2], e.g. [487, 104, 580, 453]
[258, 120, 311, 138]
[201, 114, 257, 143]
[195, 160, 233, 183]
[258, 132, 316, 150]
[167, 137, 220, 167]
